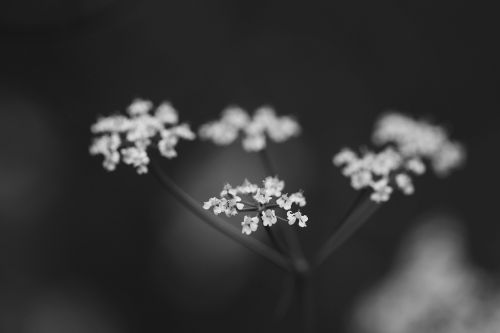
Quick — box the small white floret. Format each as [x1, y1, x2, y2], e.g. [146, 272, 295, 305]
[242, 216, 259, 235]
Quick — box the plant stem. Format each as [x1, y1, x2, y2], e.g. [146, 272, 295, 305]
[274, 274, 296, 320]
[240, 200, 257, 207]
[297, 269, 314, 333]
[237, 207, 259, 212]
[258, 149, 298, 253]
[150, 158, 293, 272]
[265, 226, 288, 255]
[313, 191, 381, 268]
[259, 148, 314, 332]
[259, 148, 277, 177]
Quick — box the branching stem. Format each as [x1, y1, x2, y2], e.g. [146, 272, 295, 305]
[150, 157, 293, 272]
[313, 191, 381, 268]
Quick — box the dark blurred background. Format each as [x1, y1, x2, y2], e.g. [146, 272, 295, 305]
[0, 1, 499, 332]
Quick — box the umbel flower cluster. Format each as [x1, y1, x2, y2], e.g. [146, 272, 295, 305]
[333, 112, 466, 203]
[89, 99, 195, 174]
[198, 106, 301, 152]
[203, 177, 308, 235]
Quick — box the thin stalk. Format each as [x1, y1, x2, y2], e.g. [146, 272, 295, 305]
[314, 193, 381, 268]
[297, 271, 315, 333]
[240, 200, 257, 207]
[276, 215, 307, 264]
[265, 226, 288, 255]
[280, 217, 314, 333]
[259, 148, 314, 332]
[258, 149, 303, 258]
[237, 207, 259, 212]
[259, 148, 277, 177]
[274, 274, 296, 320]
[150, 158, 293, 272]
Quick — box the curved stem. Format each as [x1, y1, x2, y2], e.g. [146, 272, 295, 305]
[150, 158, 293, 272]
[313, 192, 381, 268]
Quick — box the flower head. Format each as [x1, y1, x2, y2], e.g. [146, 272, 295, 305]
[198, 105, 301, 152]
[90, 99, 195, 174]
[203, 176, 309, 235]
[333, 112, 465, 202]
[372, 112, 466, 175]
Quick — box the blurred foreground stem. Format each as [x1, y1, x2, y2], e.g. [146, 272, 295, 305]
[150, 157, 293, 272]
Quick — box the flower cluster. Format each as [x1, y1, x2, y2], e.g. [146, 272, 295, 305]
[203, 177, 308, 235]
[373, 112, 466, 176]
[198, 106, 301, 152]
[334, 147, 425, 202]
[334, 112, 465, 202]
[89, 99, 195, 174]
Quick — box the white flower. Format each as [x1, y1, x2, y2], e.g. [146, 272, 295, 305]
[212, 198, 226, 215]
[277, 191, 306, 210]
[370, 178, 393, 203]
[242, 133, 266, 152]
[287, 211, 308, 227]
[263, 176, 285, 197]
[253, 188, 272, 204]
[372, 112, 465, 175]
[289, 191, 306, 207]
[154, 102, 178, 124]
[242, 216, 259, 235]
[334, 147, 407, 202]
[229, 196, 245, 211]
[199, 121, 239, 145]
[89, 134, 121, 171]
[199, 105, 301, 152]
[203, 197, 220, 210]
[333, 111, 465, 202]
[371, 148, 402, 176]
[204, 177, 310, 234]
[158, 130, 179, 159]
[268, 116, 301, 143]
[91, 114, 130, 133]
[220, 198, 241, 217]
[432, 141, 466, 177]
[277, 194, 293, 210]
[172, 123, 196, 140]
[121, 146, 150, 174]
[405, 158, 426, 175]
[333, 148, 357, 166]
[90, 99, 195, 174]
[222, 106, 251, 127]
[351, 170, 373, 190]
[127, 98, 153, 116]
[262, 209, 277, 227]
[125, 115, 160, 143]
[237, 179, 259, 194]
[220, 184, 237, 197]
[395, 173, 415, 195]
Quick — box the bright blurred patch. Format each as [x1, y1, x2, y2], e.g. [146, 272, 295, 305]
[350, 215, 500, 333]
